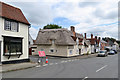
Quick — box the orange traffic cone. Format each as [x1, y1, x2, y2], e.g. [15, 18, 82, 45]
[46, 57, 48, 64]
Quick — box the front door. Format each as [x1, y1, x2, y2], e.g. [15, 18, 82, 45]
[79, 49, 81, 55]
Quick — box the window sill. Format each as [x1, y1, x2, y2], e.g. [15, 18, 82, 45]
[3, 52, 23, 59]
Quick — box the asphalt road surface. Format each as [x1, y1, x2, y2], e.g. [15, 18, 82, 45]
[2, 53, 118, 78]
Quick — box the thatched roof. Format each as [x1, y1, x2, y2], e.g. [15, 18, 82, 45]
[35, 28, 83, 45]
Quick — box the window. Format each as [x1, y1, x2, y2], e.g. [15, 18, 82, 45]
[5, 19, 19, 32]
[50, 49, 54, 53]
[52, 40, 55, 44]
[69, 50, 73, 55]
[4, 37, 22, 55]
[41, 49, 44, 51]
[32, 50, 35, 52]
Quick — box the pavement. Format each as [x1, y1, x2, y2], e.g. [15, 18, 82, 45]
[30, 53, 97, 64]
[2, 53, 118, 78]
[0, 53, 96, 73]
[0, 62, 38, 73]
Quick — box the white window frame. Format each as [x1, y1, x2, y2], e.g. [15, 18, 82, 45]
[4, 19, 19, 32]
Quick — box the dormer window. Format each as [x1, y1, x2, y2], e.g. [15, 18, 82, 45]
[4, 19, 19, 32]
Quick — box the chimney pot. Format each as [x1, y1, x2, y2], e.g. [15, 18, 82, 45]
[98, 37, 101, 40]
[91, 34, 93, 39]
[84, 33, 86, 39]
[71, 26, 75, 32]
[95, 36, 97, 39]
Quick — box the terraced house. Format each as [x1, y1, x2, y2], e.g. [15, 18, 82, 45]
[0, 2, 30, 63]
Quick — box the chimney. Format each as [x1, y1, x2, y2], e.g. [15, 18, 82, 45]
[91, 34, 93, 39]
[95, 36, 97, 39]
[98, 37, 101, 40]
[71, 26, 75, 32]
[84, 33, 86, 39]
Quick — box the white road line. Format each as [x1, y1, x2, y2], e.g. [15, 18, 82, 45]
[55, 63, 58, 64]
[49, 63, 54, 65]
[68, 60, 71, 62]
[72, 60, 74, 61]
[43, 64, 48, 66]
[36, 65, 41, 67]
[82, 76, 88, 80]
[96, 65, 108, 72]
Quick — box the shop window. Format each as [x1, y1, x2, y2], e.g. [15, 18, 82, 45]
[4, 37, 22, 59]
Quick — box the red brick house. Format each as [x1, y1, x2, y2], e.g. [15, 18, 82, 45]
[84, 33, 100, 53]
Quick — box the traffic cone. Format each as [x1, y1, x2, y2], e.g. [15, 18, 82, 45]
[46, 57, 48, 64]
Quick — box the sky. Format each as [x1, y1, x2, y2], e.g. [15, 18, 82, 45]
[1, 0, 119, 40]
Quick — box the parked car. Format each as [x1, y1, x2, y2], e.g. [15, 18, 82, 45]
[108, 50, 115, 55]
[97, 50, 108, 57]
[113, 50, 117, 54]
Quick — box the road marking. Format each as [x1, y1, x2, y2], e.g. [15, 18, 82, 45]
[68, 60, 71, 62]
[72, 60, 74, 61]
[96, 65, 108, 72]
[36, 65, 41, 67]
[55, 63, 58, 64]
[49, 63, 54, 65]
[43, 64, 48, 66]
[82, 76, 88, 80]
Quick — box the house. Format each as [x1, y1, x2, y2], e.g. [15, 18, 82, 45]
[100, 40, 108, 50]
[35, 26, 89, 57]
[34, 26, 92, 57]
[113, 41, 119, 50]
[0, 2, 30, 63]
[84, 33, 100, 53]
[70, 26, 91, 55]
[78, 38, 91, 55]
[29, 34, 37, 55]
[103, 38, 116, 50]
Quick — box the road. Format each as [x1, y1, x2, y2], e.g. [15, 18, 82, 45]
[2, 53, 118, 78]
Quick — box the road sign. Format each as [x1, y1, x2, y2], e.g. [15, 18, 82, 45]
[38, 51, 46, 57]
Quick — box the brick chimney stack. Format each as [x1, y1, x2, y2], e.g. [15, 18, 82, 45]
[95, 36, 97, 39]
[98, 37, 101, 40]
[91, 34, 93, 39]
[84, 33, 87, 39]
[71, 26, 75, 32]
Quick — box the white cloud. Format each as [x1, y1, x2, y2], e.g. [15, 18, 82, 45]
[3, 0, 119, 40]
[29, 27, 39, 40]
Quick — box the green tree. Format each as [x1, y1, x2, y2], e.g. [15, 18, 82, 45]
[43, 24, 62, 29]
[102, 37, 116, 42]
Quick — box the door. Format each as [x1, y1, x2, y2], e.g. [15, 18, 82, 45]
[79, 49, 81, 55]
[29, 48, 32, 55]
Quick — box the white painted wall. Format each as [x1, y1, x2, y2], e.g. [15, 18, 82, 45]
[67, 45, 79, 57]
[0, 17, 29, 62]
[91, 45, 94, 53]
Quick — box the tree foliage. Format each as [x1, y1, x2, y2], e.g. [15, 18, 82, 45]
[43, 24, 62, 29]
[102, 37, 116, 42]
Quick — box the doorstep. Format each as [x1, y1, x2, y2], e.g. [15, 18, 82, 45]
[0, 62, 38, 73]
